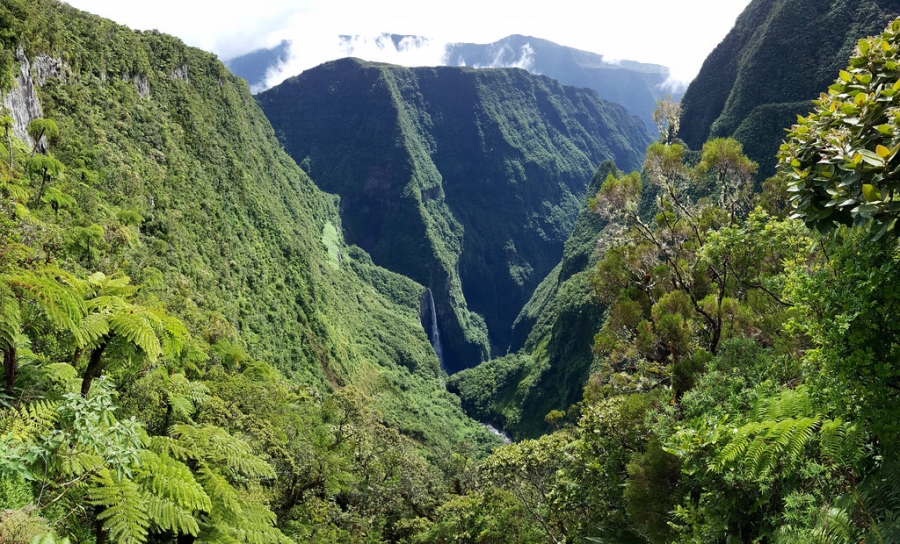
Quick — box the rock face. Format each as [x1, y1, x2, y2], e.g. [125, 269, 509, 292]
[3, 47, 44, 148]
[679, 0, 900, 178]
[257, 59, 652, 373]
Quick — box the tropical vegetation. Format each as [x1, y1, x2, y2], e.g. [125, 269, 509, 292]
[3, 0, 900, 542]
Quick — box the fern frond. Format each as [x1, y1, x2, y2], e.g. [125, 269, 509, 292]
[145, 495, 201, 536]
[108, 312, 162, 362]
[232, 503, 291, 544]
[778, 417, 817, 467]
[40, 363, 78, 387]
[4, 267, 85, 334]
[137, 450, 211, 512]
[0, 284, 21, 350]
[170, 424, 275, 478]
[147, 435, 195, 461]
[7, 400, 59, 440]
[195, 524, 242, 544]
[55, 449, 104, 477]
[88, 468, 150, 544]
[197, 465, 243, 518]
[77, 312, 110, 348]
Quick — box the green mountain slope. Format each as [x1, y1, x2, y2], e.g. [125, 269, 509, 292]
[679, 0, 900, 178]
[1, 0, 488, 451]
[257, 59, 652, 373]
[448, 162, 618, 438]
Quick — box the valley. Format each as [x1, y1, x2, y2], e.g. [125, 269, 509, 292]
[2, 0, 900, 542]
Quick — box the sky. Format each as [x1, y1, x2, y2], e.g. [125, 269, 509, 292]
[64, 0, 753, 87]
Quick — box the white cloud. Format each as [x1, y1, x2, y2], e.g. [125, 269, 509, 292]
[64, 0, 752, 85]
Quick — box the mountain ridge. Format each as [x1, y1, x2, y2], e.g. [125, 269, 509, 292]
[679, 0, 900, 178]
[257, 57, 652, 373]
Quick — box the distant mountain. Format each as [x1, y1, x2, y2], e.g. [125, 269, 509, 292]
[257, 58, 653, 373]
[224, 39, 291, 91]
[446, 35, 682, 132]
[226, 34, 679, 132]
[679, 0, 900, 179]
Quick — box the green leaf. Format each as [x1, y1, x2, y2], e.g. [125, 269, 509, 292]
[862, 184, 882, 202]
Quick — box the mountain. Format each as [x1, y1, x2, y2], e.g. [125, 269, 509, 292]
[225, 34, 678, 133]
[1, 0, 489, 452]
[445, 35, 681, 133]
[256, 59, 652, 373]
[224, 39, 291, 92]
[449, 162, 618, 438]
[679, 0, 900, 178]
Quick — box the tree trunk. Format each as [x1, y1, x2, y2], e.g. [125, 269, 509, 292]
[81, 340, 108, 397]
[36, 171, 48, 205]
[95, 512, 107, 544]
[3, 346, 16, 395]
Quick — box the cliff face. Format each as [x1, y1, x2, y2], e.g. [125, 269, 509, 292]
[449, 162, 617, 439]
[2, 0, 488, 450]
[679, 0, 900, 178]
[257, 59, 652, 373]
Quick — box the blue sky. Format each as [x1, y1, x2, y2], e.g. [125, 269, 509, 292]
[64, 0, 752, 86]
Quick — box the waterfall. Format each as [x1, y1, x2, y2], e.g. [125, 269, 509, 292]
[420, 288, 445, 371]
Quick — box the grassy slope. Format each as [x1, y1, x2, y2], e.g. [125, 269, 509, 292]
[449, 162, 619, 439]
[679, 0, 899, 178]
[6, 0, 489, 451]
[257, 59, 651, 373]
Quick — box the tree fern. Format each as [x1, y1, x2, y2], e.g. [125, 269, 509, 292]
[1, 266, 85, 392]
[78, 274, 192, 395]
[89, 468, 151, 544]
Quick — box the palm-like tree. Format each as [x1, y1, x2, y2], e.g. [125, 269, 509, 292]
[0, 264, 85, 395]
[77, 272, 188, 397]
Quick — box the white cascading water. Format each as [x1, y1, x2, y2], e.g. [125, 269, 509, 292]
[425, 288, 445, 371]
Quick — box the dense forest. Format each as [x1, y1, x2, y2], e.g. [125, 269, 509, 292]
[257, 59, 651, 373]
[3, 0, 900, 543]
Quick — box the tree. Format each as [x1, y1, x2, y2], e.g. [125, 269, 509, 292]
[1, 108, 13, 168]
[779, 18, 900, 238]
[76, 272, 188, 397]
[652, 95, 681, 145]
[0, 265, 84, 395]
[26, 154, 64, 205]
[26, 118, 58, 157]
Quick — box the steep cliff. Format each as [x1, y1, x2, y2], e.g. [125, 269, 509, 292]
[257, 59, 652, 372]
[0, 0, 488, 449]
[448, 162, 617, 438]
[679, 0, 900, 178]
